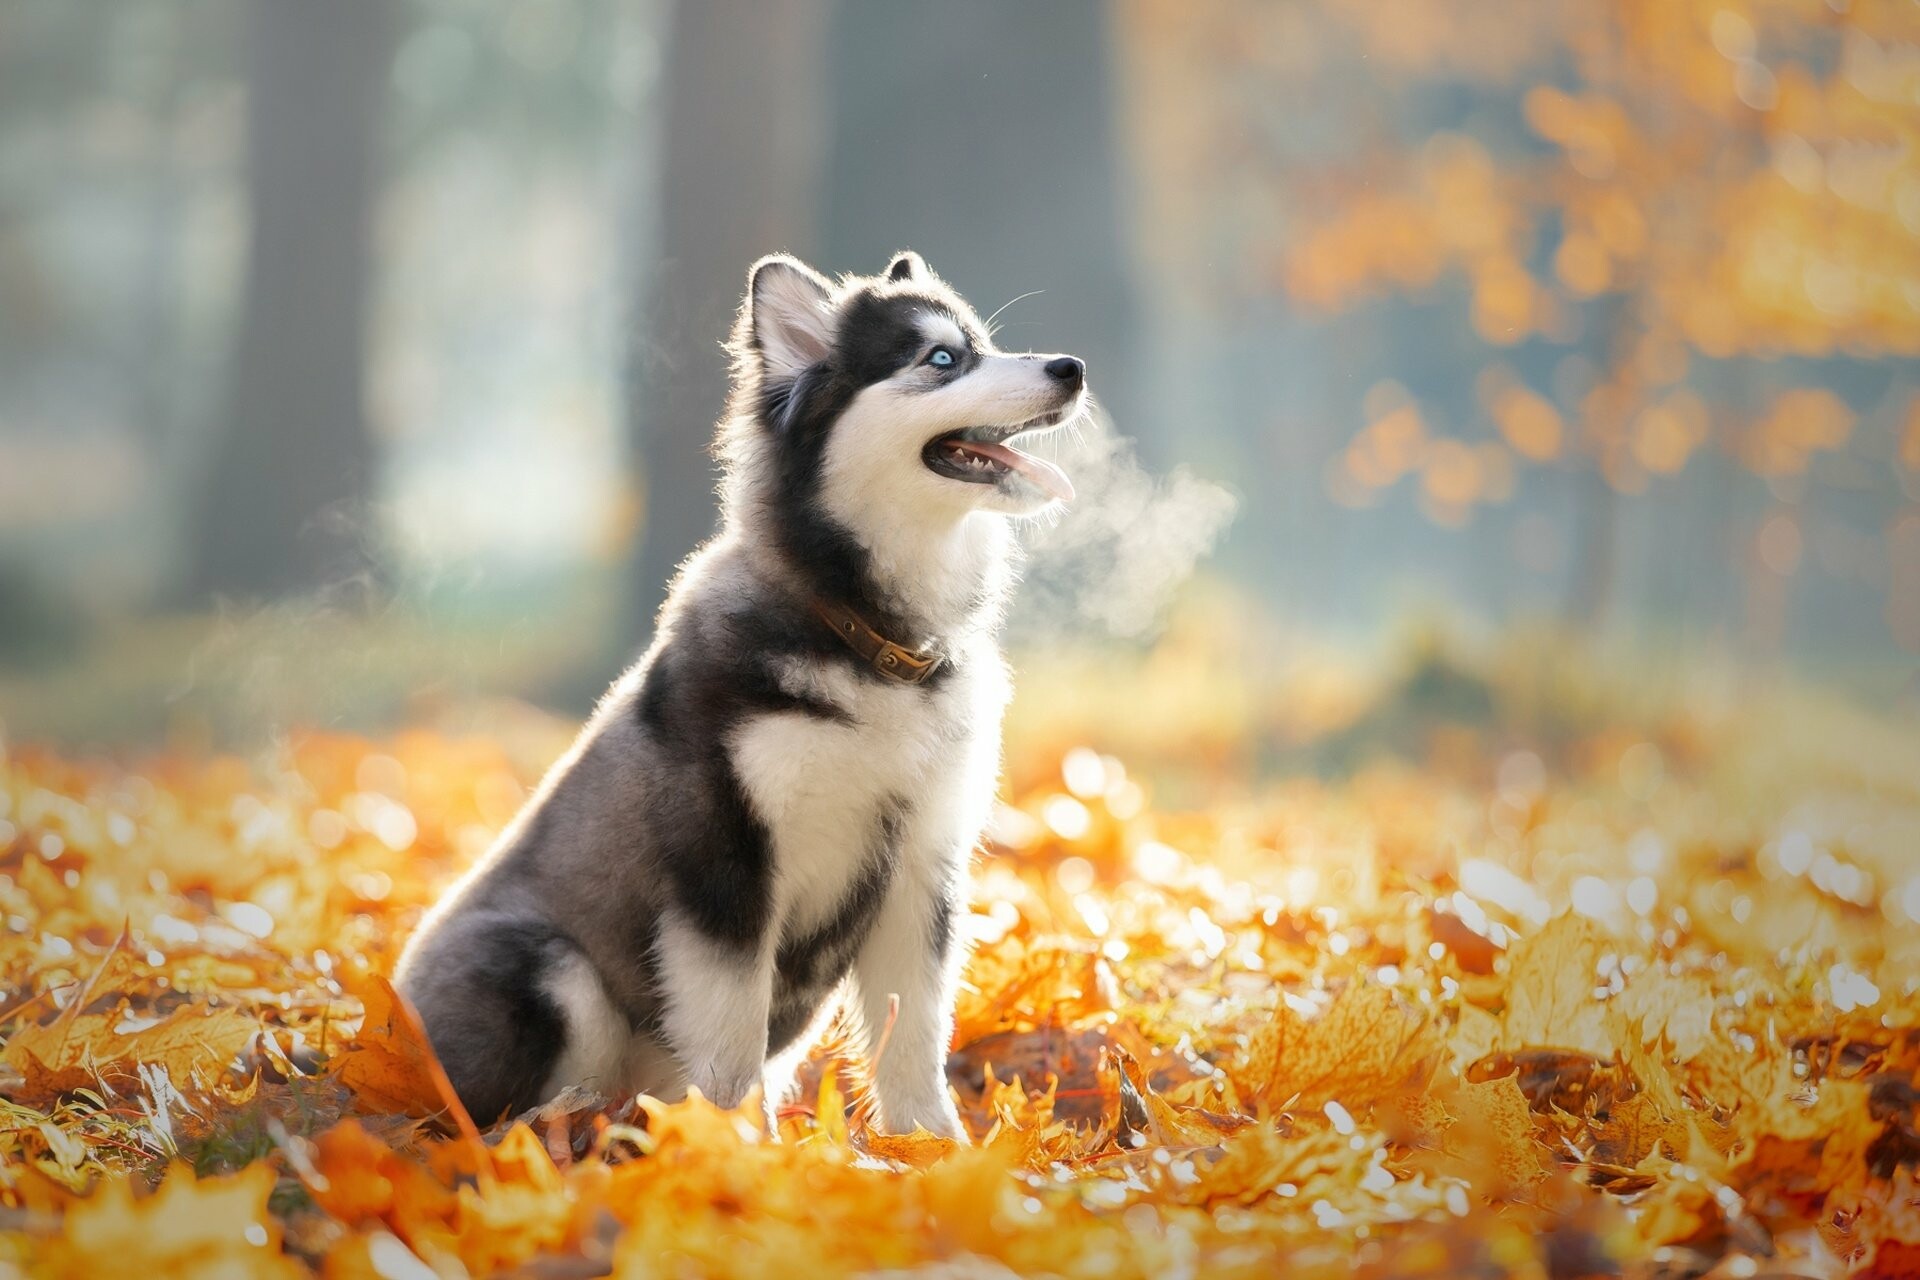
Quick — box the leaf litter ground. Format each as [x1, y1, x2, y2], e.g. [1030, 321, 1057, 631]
[1, 644, 1918, 1278]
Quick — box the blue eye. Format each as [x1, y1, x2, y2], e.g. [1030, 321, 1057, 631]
[928, 346, 956, 368]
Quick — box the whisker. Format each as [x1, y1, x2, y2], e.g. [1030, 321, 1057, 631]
[1021, 503, 1066, 533]
[985, 289, 1046, 333]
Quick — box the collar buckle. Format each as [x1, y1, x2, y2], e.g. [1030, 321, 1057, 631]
[871, 639, 939, 684]
[812, 599, 943, 685]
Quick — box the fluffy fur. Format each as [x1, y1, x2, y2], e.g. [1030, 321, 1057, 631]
[395, 250, 1087, 1137]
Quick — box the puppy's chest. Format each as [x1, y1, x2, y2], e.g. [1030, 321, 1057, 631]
[729, 678, 982, 932]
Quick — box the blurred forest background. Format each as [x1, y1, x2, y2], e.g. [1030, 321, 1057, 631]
[2, 0, 1917, 747]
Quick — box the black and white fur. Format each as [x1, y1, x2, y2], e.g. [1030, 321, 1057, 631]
[395, 251, 1086, 1138]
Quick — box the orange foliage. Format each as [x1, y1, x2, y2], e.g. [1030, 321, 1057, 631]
[32, 1161, 302, 1280]
[1120, 0, 1918, 538]
[1, 689, 1917, 1275]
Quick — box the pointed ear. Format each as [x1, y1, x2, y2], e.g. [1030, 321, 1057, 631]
[885, 250, 926, 283]
[746, 255, 835, 379]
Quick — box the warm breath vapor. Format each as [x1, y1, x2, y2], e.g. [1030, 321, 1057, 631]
[1017, 418, 1238, 640]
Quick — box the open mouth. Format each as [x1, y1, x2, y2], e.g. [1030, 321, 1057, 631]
[922, 408, 1076, 503]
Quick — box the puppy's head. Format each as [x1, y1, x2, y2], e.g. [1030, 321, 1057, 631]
[724, 251, 1086, 526]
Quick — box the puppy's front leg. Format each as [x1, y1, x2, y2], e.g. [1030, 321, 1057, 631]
[852, 868, 967, 1141]
[655, 911, 774, 1112]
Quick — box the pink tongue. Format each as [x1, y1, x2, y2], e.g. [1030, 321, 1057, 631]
[956, 440, 1075, 503]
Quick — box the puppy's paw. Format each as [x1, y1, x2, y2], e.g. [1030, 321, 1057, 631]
[878, 1095, 968, 1146]
[928, 1114, 971, 1147]
[688, 1068, 762, 1114]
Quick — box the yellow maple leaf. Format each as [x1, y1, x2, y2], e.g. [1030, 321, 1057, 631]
[1590, 1092, 1689, 1169]
[306, 1117, 460, 1238]
[1731, 1075, 1878, 1209]
[1107, 1044, 1250, 1150]
[1495, 913, 1616, 1059]
[7, 1007, 257, 1103]
[1609, 967, 1717, 1061]
[862, 1128, 959, 1169]
[329, 975, 477, 1137]
[3, 935, 258, 1104]
[1443, 1073, 1551, 1201]
[35, 1161, 304, 1280]
[1182, 1121, 1354, 1208]
[1235, 979, 1442, 1113]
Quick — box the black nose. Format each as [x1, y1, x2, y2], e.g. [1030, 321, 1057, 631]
[1044, 356, 1085, 388]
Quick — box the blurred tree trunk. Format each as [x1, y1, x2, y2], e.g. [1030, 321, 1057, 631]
[821, 0, 1143, 454]
[625, 0, 828, 635]
[187, 0, 392, 601]
[1568, 472, 1617, 627]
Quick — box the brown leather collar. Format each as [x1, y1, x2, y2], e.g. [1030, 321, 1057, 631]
[809, 598, 943, 685]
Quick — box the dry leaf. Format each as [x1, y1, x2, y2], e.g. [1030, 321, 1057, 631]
[1184, 1120, 1353, 1207]
[33, 1161, 305, 1279]
[6, 1003, 258, 1104]
[1611, 968, 1717, 1061]
[329, 975, 477, 1136]
[862, 1128, 959, 1169]
[1444, 1073, 1552, 1200]
[1236, 979, 1443, 1113]
[1591, 1092, 1689, 1168]
[1496, 914, 1615, 1059]
[3, 639, 1916, 1276]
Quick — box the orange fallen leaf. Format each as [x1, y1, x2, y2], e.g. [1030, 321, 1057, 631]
[3, 632, 1917, 1276]
[1611, 967, 1718, 1060]
[862, 1127, 959, 1169]
[329, 975, 479, 1140]
[1732, 1075, 1878, 1210]
[10, 1005, 263, 1105]
[1235, 979, 1443, 1114]
[1444, 1073, 1551, 1200]
[1590, 1091, 1690, 1169]
[6, 992, 258, 1105]
[306, 1118, 458, 1228]
[1379, 1088, 1453, 1149]
[952, 935, 1113, 1042]
[1496, 914, 1615, 1059]
[1181, 1120, 1353, 1207]
[33, 1160, 304, 1280]
[452, 1123, 578, 1275]
[1107, 1044, 1249, 1150]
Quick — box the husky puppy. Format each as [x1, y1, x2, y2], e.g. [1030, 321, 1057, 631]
[395, 250, 1085, 1138]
